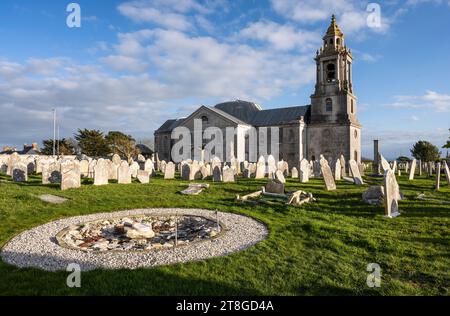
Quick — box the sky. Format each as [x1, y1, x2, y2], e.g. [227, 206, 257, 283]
[0, 0, 449, 160]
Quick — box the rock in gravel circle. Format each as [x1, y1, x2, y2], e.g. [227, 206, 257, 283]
[1, 208, 268, 271]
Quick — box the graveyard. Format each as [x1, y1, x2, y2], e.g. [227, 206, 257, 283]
[0, 158, 448, 296]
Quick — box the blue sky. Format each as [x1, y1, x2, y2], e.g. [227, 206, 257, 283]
[0, 0, 449, 159]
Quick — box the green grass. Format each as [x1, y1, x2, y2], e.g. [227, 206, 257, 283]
[0, 171, 448, 296]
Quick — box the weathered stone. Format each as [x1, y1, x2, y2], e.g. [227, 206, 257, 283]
[291, 167, 298, 178]
[94, 158, 109, 186]
[222, 166, 235, 183]
[118, 161, 132, 184]
[255, 156, 266, 179]
[443, 161, 450, 186]
[339, 154, 346, 177]
[274, 170, 286, 184]
[333, 159, 341, 180]
[39, 194, 68, 204]
[379, 154, 391, 172]
[61, 160, 81, 191]
[435, 162, 441, 190]
[320, 158, 336, 191]
[130, 162, 140, 178]
[384, 169, 401, 218]
[181, 163, 191, 181]
[164, 162, 175, 179]
[112, 154, 121, 166]
[299, 159, 310, 183]
[80, 160, 89, 178]
[267, 155, 276, 178]
[408, 159, 417, 180]
[180, 183, 209, 195]
[108, 161, 118, 180]
[349, 159, 364, 185]
[125, 223, 155, 239]
[137, 170, 150, 184]
[144, 159, 154, 175]
[12, 162, 28, 182]
[42, 162, 61, 184]
[265, 179, 285, 194]
[362, 186, 385, 206]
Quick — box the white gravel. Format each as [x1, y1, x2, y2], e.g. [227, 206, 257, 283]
[1, 208, 268, 271]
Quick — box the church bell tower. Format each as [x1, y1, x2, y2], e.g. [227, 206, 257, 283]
[308, 15, 362, 163]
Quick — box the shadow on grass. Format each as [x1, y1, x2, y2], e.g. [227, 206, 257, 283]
[0, 253, 262, 296]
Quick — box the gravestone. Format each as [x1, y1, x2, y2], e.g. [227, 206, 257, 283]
[42, 162, 61, 184]
[320, 158, 336, 191]
[200, 165, 209, 179]
[88, 160, 97, 178]
[137, 170, 150, 184]
[418, 160, 422, 176]
[435, 162, 441, 190]
[291, 167, 298, 179]
[392, 160, 397, 173]
[112, 154, 121, 166]
[222, 166, 235, 183]
[428, 161, 434, 177]
[108, 161, 118, 180]
[255, 156, 266, 179]
[212, 165, 222, 182]
[144, 159, 154, 175]
[443, 161, 450, 186]
[277, 160, 289, 176]
[349, 159, 364, 185]
[313, 160, 321, 177]
[181, 163, 191, 181]
[379, 154, 391, 172]
[267, 155, 276, 178]
[384, 169, 401, 218]
[334, 159, 342, 181]
[118, 161, 132, 184]
[130, 161, 140, 178]
[299, 159, 310, 183]
[274, 170, 286, 184]
[80, 160, 89, 178]
[190, 160, 202, 180]
[164, 162, 175, 179]
[12, 162, 28, 182]
[94, 159, 109, 186]
[160, 160, 167, 174]
[7, 153, 20, 176]
[339, 155, 346, 177]
[61, 160, 81, 191]
[265, 179, 285, 194]
[408, 159, 417, 180]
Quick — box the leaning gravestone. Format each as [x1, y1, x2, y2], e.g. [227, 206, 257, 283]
[408, 159, 417, 180]
[61, 160, 81, 191]
[12, 162, 28, 182]
[164, 162, 175, 179]
[274, 170, 286, 184]
[349, 159, 364, 185]
[118, 161, 132, 184]
[384, 169, 401, 218]
[443, 161, 450, 186]
[320, 158, 336, 191]
[137, 170, 150, 184]
[299, 159, 310, 183]
[222, 166, 235, 183]
[379, 154, 391, 172]
[94, 159, 109, 186]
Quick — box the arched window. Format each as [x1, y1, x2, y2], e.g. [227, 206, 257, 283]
[351, 99, 354, 113]
[326, 63, 336, 82]
[354, 151, 358, 161]
[336, 38, 340, 45]
[329, 38, 333, 45]
[326, 98, 333, 112]
[201, 115, 208, 123]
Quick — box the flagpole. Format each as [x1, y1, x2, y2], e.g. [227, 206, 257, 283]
[52, 109, 56, 156]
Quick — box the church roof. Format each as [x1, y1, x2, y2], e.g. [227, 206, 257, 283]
[249, 105, 310, 126]
[214, 100, 262, 123]
[155, 118, 185, 133]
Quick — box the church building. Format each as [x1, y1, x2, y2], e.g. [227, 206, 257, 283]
[154, 16, 362, 168]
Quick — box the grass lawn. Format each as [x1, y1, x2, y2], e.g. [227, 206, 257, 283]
[0, 171, 448, 296]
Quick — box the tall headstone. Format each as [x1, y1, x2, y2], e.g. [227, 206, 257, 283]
[435, 162, 441, 190]
[88, 160, 97, 178]
[118, 161, 132, 184]
[130, 161, 140, 178]
[384, 169, 401, 218]
[320, 158, 336, 191]
[267, 155, 276, 178]
[373, 140, 380, 174]
[379, 154, 391, 172]
[418, 160, 422, 176]
[61, 160, 81, 191]
[443, 161, 450, 186]
[299, 159, 310, 183]
[291, 167, 298, 179]
[7, 153, 20, 176]
[334, 159, 342, 181]
[222, 166, 235, 183]
[94, 159, 109, 186]
[349, 159, 364, 185]
[255, 156, 266, 179]
[408, 159, 417, 180]
[80, 160, 89, 178]
[108, 160, 118, 180]
[339, 154, 346, 177]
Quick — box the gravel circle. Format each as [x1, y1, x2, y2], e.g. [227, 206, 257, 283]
[1, 208, 268, 271]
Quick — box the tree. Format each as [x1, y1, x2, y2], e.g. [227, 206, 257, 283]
[396, 156, 411, 163]
[105, 131, 140, 160]
[443, 129, 450, 156]
[41, 138, 75, 156]
[410, 141, 441, 162]
[74, 129, 110, 157]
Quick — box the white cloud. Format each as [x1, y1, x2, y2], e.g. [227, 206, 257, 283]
[387, 90, 450, 112]
[238, 21, 321, 52]
[100, 55, 148, 73]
